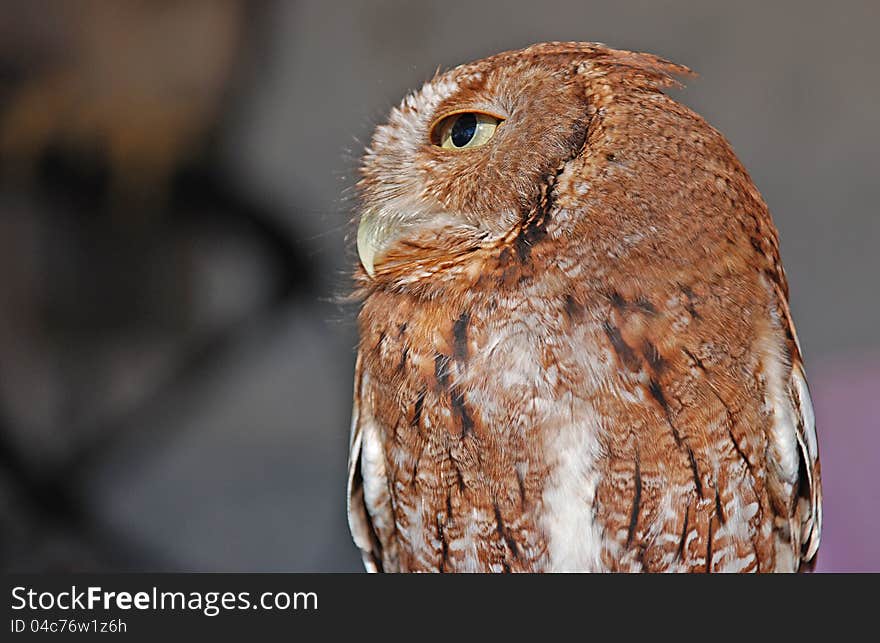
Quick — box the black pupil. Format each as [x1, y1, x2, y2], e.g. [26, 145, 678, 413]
[451, 113, 477, 147]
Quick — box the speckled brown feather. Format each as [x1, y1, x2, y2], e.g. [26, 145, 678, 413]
[348, 42, 821, 572]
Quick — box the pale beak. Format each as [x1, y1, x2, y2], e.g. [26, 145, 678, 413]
[357, 209, 392, 278]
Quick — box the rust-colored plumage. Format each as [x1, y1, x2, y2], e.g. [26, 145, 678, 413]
[348, 42, 821, 572]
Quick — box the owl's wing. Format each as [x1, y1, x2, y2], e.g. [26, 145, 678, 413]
[774, 353, 822, 567]
[347, 353, 396, 572]
[593, 276, 821, 571]
[765, 264, 822, 568]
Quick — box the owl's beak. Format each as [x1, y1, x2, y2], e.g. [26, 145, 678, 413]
[356, 209, 393, 278]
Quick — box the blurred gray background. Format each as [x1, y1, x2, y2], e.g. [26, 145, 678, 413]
[0, 0, 877, 572]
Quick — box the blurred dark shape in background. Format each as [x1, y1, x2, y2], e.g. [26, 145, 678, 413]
[0, 0, 877, 571]
[0, 0, 338, 571]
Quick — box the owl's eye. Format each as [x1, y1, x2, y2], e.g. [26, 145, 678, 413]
[431, 111, 503, 149]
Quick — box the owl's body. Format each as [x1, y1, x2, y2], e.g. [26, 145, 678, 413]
[348, 43, 821, 572]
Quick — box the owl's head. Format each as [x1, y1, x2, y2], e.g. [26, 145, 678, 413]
[356, 42, 696, 289]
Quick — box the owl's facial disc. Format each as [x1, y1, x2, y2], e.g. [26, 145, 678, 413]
[358, 111, 506, 277]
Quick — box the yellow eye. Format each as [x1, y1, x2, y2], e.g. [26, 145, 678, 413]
[432, 112, 503, 149]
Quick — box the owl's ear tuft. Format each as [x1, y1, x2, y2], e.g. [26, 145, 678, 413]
[445, 42, 695, 93]
[587, 47, 696, 90]
[494, 41, 694, 91]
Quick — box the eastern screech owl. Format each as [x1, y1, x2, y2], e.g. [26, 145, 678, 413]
[347, 42, 821, 572]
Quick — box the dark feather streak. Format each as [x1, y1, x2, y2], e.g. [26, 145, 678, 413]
[687, 446, 703, 497]
[642, 340, 665, 373]
[603, 321, 641, 372]
[411, 389, 425, 428]
[452, 312, 470, 362]
[451, 390, 475, 437]
[677, 506, 689, 562]
[434, 354, 450, 389]
[714, 487, 726, 524]
[626, 455, 642, 547]
[493, 502, 520, 562]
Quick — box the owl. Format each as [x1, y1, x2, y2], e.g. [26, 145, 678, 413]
[347, 42, 821, 572]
